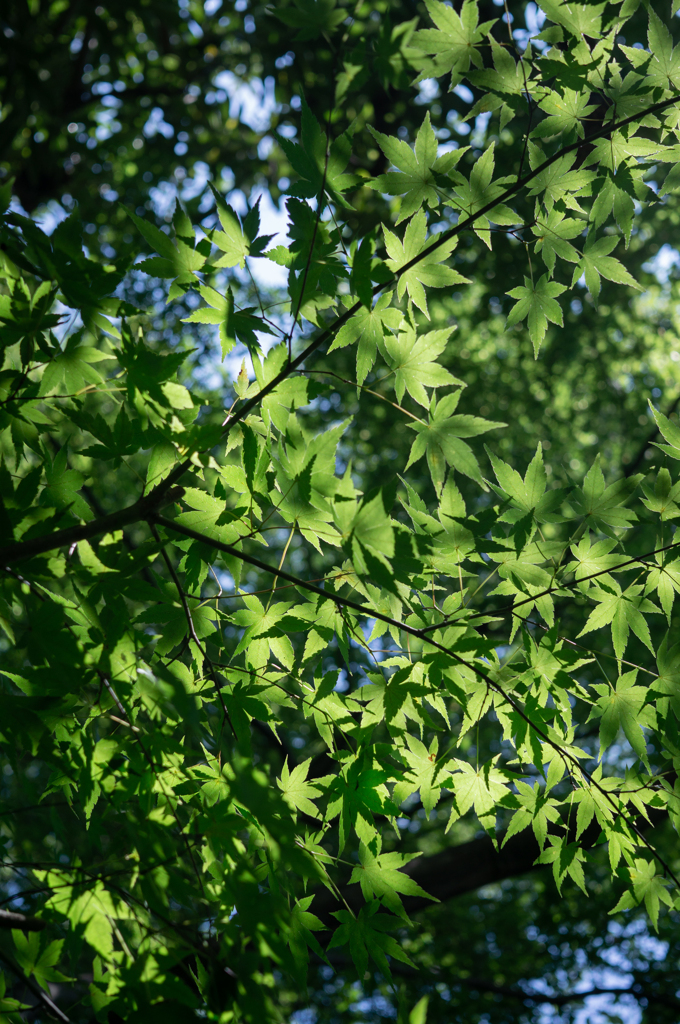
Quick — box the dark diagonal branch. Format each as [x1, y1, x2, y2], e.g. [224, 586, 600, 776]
[0, 909, 46, 931]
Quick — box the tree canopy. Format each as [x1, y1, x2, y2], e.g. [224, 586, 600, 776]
[2, 1, 680, 1022]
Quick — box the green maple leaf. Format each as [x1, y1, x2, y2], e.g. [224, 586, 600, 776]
[12, 932, 71, 992]
[273, 0, 346, 41]
[182, 286, 274, 358]
[532, 205, 582, 275]
[567, 533, 628, 592]
[539, 0, 606, 39]
[382, 321, 462, 406]
[288, 896, 327, 978]
[644, 554, 680, 623]
[525, 148, 596, 212]
[409, 0, 496, 88]
[128, 205, 206, 284]
[136, 593, 217, 657]
[506, 274, 566, 356]
[335, 486, 397, 587]
[533, 88, 598, 140]
[383, 210, 470, 318]
[589, 672, 652, 762]
[579, 582, 660, 662]
[645, 9, 680, 90]
[503, 780, 562, 850]
[367, 113, 466, 223]
[467, 38, 527, 99]
[44, 446, 93, 522]
[277, 758, 323, 819]
[0, 279, 62, 352]
[649, 401, 680, 461]
[653, 635, 680, 717]
[406, 389, 505, 494]
[277, 98, 358, 205]
[487, 443, 567, 524]
[232, 596, 295, 669]
[208, 190, 274, 269]
[536, 835, 587, 895]
[328, 903, 415, 980]
[329, 292, 404, 384]
[572, 456, 642, 535]
[392, 733, 444, 814]
[39, 332, 112, 396]
[327, 761, 397, 851]
[447, 142, 520, 248]
[349, 840, 435, 919]
[587, 168, 639, 243]
[571, 235, 640, 303]
[641, 467, 680, 522]
[448, 758, 510, 832]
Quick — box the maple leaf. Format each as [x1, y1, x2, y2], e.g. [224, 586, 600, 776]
[567, 533, 630, 592]
[406, 389, 505, 494]
[11, 932, 71, 992]
[329, 292, 404, 384]
[349, 840, 435, 919]
[649, 401, 680, 462]
[589, 671, 652, 761]
[571, 235, 641, 303]
[503, 780, 562, 850]
[540, 0, 607, 39]
[207, 189, 275, 269]
[273, 0, 346, 41]
[572, 456, 642, 536]
[127, 205, 206, 288]
[382, 321, 462, 406]
[277, 97, 358, 205]
[525, 147, 596, 212]
[579, 582, 660, 662]
[533, 88, 598, 140]
[447, 758, 510, 833]
[447, 142, 520, 248]
[645, 9, 680, 91]
[641, 468, 680, 522]
[368, 113, 466, 223]
[532, 205, 582, 275]
[181, 285, 275, 358]
[409, 0, 496, 88]
[392, 733, 445, 814]
[277, 758, 323, 819]
[329, 903, 415, 980]
[383, 210, 470, 318]
[643, 555, 680, 623]
[506, 274, 567, 356]
[487, 443, 567, 524]
[536, 835, 588, 895]
[39, 331, 112, 396]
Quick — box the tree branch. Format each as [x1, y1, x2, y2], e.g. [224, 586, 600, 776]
[0, 909, 46, 931]
[0, 486, 184, 566]
[311, 795, 670, 925]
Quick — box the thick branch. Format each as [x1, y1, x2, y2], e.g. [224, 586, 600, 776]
[0, 909, 46, 931]
[0, 486, 184, 566]
[311, 798, 670, 926]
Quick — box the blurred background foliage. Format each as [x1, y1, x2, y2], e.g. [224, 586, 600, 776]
[2, 0, 680, 1021]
